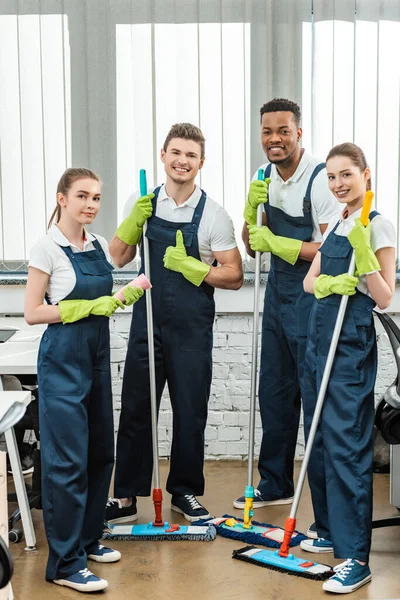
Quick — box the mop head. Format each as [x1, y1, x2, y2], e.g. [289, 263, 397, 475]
[232, 546, 334, 580]
[102, 521, 216, 542]
[192, 515, 306, 548]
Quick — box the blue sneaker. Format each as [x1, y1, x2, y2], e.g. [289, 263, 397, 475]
[53, 568, 108, 592]
[307, 522, 318, 539]
[88, 544, 121, 563]
[233, 488, 294, 509]
[300, 537, 334, 553]
[323, 559, 371, 593]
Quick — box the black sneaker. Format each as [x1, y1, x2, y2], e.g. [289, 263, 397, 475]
[233, 488, 294, 509]
[170, 495, 210, 522]
[105, 497, 138, 524]
[20, 451, 35, 475]
[7, 449, 35, 476]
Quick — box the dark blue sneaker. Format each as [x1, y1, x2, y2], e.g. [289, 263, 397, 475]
[307, 522, 318, 539]
[300, 537, 334, 553]
[233, 488, 294, 509]
[53, 568, 108, 592]
[88, 544, 121, 563]
[323, 559, 371, 593]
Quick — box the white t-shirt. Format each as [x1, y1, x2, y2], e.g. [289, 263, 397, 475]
[123, 184, 237, 265]
[322, 207, 396, 297]
[29, 224, 111, 305]
[252, 151, 338, 242]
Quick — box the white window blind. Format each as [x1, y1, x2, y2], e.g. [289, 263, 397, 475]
[116, 22, 251, 254]
[1, 1, 400, 267]
[302, 12, 400, 252]
[0, 13, 71, 266]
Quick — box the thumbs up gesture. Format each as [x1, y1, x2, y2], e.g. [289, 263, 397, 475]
[163, 230, 211, 287]
[163, 230, 188, 269]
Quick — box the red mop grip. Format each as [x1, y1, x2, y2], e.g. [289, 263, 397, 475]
[278, 517, 296, 557]
[152, 488, 164, 527]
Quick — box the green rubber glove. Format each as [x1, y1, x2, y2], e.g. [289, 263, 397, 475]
[121, 286, 144, 306]
[115, 193, 155, 245]
[348, 217, 381, 275]
[314, 273, 359, 300]
[59, 296, 125, 324]
[248, 224, 302, 265]
[163, 230, 211, 287]
[243, 179, 271, 225]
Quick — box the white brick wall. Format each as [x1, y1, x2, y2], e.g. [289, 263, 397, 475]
[110, 312, 397, 461]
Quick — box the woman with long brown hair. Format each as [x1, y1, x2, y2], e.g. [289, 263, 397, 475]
[301, 143, 396, 594]
[25, 168, 143, 593]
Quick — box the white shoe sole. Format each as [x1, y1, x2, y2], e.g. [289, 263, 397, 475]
[322, 574, 371, 593]
[88, 551, 121, 564]
[105, 513, 138, 525]
[300, 540, 334, 554]
[53, 578, 108, 592]
[233, 496, 294, 509]
[306, 527, 318, 539]
[170, 504, 211, 523]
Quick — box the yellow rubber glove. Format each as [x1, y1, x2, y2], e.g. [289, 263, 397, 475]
[121, 286, 144, 306]
[243, 179, 271, 225]
[163, 230, 211, 287]
[59, 296, 125, 324]
[348, 218, 381, 275]
[115, 193, 155, 245]
[314, 273, 359, 300]
[248, 224, 302, 265]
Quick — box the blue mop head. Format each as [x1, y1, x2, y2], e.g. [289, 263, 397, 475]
[102, 521, 216, 542]
[192, 515, 306, 548]
[232, 546, 333, 580]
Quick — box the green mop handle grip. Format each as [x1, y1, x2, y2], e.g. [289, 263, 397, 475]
[140, 169, 147, 196]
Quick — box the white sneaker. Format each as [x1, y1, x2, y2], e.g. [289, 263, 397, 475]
[54, 568, 108, 592]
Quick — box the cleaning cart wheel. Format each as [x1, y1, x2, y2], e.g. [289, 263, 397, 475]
[9, 528, 23, 543]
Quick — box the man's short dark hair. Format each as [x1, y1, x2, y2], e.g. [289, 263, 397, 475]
[163, 123, 205, 159]
[260, 98, 301, 127]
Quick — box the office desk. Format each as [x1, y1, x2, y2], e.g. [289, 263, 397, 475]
[0, 322, 44, 551]
[0, 392, 31, 600]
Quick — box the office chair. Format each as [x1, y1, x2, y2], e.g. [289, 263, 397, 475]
[372, 310, 400, 530]
[6, 377, 41, 543]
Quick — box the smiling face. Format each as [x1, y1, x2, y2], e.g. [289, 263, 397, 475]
[161, 137, 205, 185]
[261, 111, 302, 166]
[326, 155, 370, 210]
[57, 177, 101, 225]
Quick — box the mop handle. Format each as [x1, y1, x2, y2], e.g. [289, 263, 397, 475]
[247, 168, 265, 486]
[288, 190, 374, 519]
[140, 169, 161, 491]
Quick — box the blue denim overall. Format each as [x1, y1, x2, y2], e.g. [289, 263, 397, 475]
[302, 213, 378, 562]
[38, 238, 115, 580]
[114, 187, 215, 498]
[257, 162, 325, 499]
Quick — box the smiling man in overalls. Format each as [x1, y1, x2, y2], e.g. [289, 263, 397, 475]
[106, 123, 243, 523]
[234, 99, 338, 517]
